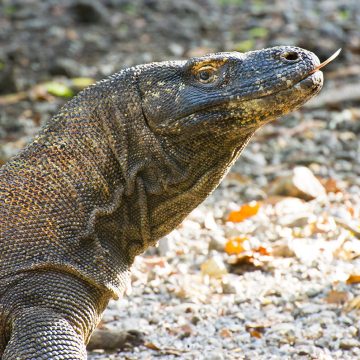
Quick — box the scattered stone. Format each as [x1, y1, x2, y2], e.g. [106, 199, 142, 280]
[207, 352, 224, 360]
[0, 55, 16, 94]
[269, 166, 327, 201]
[278, 213, 313, 227]
[168, 43, 184, 57]
[208, 235, 226, 252]
[271, 242, 295, 258]
[49, 58, 82, 77]
[200, 256, 228, 278]
[221, 275, 242, 294]
[157, 236, 175, 256]
[70, 0, 110, 23]
[339, 338, 360, 350]
[87, 329, 144, 351]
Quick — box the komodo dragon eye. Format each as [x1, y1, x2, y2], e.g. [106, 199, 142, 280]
[195, 65, 218, 84]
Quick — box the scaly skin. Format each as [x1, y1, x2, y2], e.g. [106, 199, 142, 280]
[0, 46, 323, 358]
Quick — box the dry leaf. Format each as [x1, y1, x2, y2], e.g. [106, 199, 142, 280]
[144, 342, 161, 351]
[245, 322, 270, 339]
[271, 243, 295, 258]
[254, 246, 271, 256]
[168, 324, 193, 337]
[0, 91, 28, 105]
[219, 328, 232, 338]
[143, 257, 167, 268]
[346, 274, 360, 285]
[321, 178, 342, 193]
[145, 342, 186, 356]
[325, 290, 349, 305]
[345, 296, 360, 312]
[227, 243, 272, 272]
[224, 237, 248, 255]
[227, 201, 260, 222]
[248, 329, 262, 338]
[227, 252, 271, 273]
[347, 205, 355, 217]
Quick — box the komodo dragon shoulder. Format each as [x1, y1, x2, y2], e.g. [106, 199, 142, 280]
[0, 46, 325, 358]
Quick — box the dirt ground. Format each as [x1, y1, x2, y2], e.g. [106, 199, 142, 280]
[1, 0, 360, 359]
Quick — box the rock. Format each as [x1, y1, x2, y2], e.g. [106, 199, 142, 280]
[268, 322, 296, 340]
[208, 235, 226, 252]
[305, 286, 323, 298]
[294, 303, 324, 317]
[339, 338, 360, 350]
[295, 345, 323, 357]
[207, 353, 224, 360]
[242, 186, 267, 201]
[157, 236, 175, 256]
[87, 329, 144, 351]
[278, 213, 314, 227]
[204, 212, 218, 230]
[168, 43, 184, 57]
[49, 58, 82, 77]
[201, 256, 228, 278]
[242, 150, 267, 166]
[271, 242, 295, 258]
[273, 197, 308, 215]
[221, 275, 242, 294]
[0, 55, 16, 94]
[269, 166, 327, 201]
[70, 0, 110, 24]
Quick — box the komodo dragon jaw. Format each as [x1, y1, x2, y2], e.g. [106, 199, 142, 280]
[0, 46, 329, 358]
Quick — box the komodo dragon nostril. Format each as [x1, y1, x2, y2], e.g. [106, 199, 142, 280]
[281, 51, 299, 61]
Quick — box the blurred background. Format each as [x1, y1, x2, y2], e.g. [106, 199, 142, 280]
[1, 1, 360, 359]
[0, 0, 359, 157]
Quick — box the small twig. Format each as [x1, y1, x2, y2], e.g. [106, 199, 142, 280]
[309, 48, 341, 74]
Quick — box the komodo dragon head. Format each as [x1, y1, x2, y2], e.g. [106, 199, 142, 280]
[121, 46, 324, 254]
[138, 47, 323, 136]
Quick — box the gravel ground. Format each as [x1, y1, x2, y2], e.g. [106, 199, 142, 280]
[1, 0, 360, 359]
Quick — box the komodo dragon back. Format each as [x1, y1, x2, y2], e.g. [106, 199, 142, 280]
[0, 46, 327, 358]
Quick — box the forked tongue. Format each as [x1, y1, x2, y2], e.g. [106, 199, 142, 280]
[309, 48, 341, 74]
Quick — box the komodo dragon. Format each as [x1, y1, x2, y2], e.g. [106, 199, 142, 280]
[0, 46, 326, 358]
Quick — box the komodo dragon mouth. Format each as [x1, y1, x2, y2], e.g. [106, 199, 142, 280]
[281, 48, 341, 95]
[222, 48, 341, 106]
[261, 48, 341, 100]
[246, 48, 341, 101]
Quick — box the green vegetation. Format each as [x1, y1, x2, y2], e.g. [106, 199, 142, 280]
[249, 27, 268, 39]
[45, 82, 74, 98]
[234, 39, 255, 52]
[216, 0, 243, 6]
